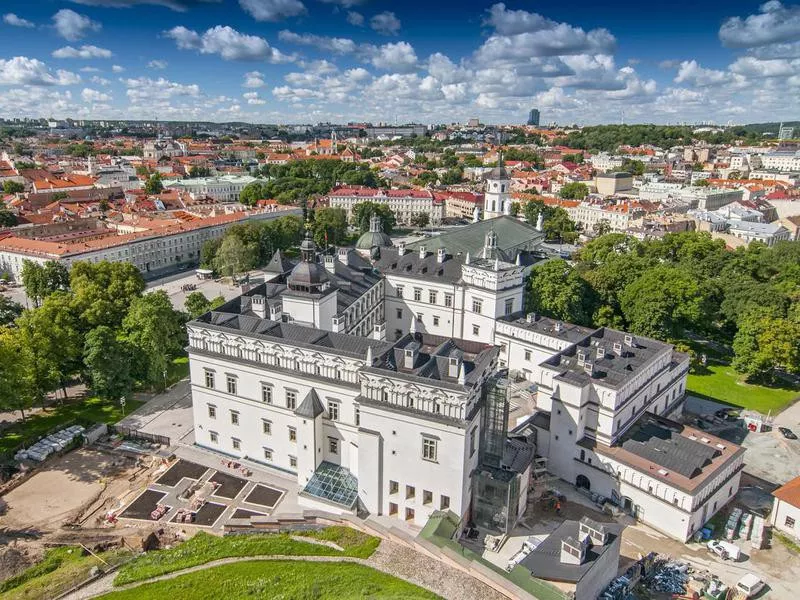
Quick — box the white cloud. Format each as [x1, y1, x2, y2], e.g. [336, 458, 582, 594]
[303, 60, 338, 75]
[52, 45, 113, 59]
[121, 76, 201, 102]
[370, 11, 401, 35]
[317, 0, 365, 6]
[148, 59, 168, 69]
[0, 56, 81, 86]
[90, 75, 110, 85]
[3, 13, 34, 28]
[81, 87, 112, 102]
[243, 91, 266, 104]
[165, 25, 296, 62]
[674, 60, 732, 86]
[66, 0, 221, 9]
[80, 66, 100, 72]
[729, 56, 799, 77]
[112, 64, 125, 72]
[53, 9, 101, 41]
[238, 0, 306, 22]
[243, 70, 266, 87]
[346, 11, 364, 26]
[278, 30, 357, 54]
[719, 1, 800, 48]
[365, 41, 418, 72]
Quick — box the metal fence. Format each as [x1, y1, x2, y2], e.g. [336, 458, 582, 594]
[108, 425, 171, 447]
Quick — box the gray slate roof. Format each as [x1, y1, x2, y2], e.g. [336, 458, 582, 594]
[295, 389, 326, 418]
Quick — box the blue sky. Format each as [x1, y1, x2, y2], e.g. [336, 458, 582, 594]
[0, 0, 798, 124]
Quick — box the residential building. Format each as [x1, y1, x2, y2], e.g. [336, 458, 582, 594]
[760, 151, 800, 172]
[680, 187, 743, 211]
[726, 220, 792, 246]
[567, 201, 644, 232]
[589, 154, 624, 173]
[527, 109, 540, 127]
[326, 187, 443, 226]
[771, 477, 800, 540]
[163, 175, 258, 203]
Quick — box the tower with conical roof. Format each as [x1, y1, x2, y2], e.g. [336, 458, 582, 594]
[483, 151, 510, 220]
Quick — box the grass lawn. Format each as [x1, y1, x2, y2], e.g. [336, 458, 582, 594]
[0, 546, 131, 600]
[0, 396, 144, 457]
[687, 363, 800, 414]
[114, 528, 380, 585]
[101, 560, 439, 600]
[166, 356, 189, 387]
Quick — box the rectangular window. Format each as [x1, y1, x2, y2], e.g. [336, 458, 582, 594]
[289, 455, 297, 468]
[413, 288, 421, 301]
[209, 431, 218, 444]
[423, 490, 433, 505]
[204, 370, 214, 389]
[504, 298, 514, 315]
[422, 437, 438, 462]
[263, 448, 273, 461]
[230, 410, 239, 426]
[231, 437, 241, 450]
[261, 384, 273, 404]
[433, 315, 440, 326]
[328, 437, 339, 454]
[786, 516, 796, 528]
[406, 484, 415, 499]
[472, 324, 480, 336]
[286, 390, 297, 410]
[288, 427, 297, 442]
[472, 298, 482, 314]
[354, 405, 360, 426]
[396, 285, 404, 298]
[440, 495, 450, 510]
[396, 308, 403, 320]
[429, 291, 437, 304]
[226, 374, 237, 395]
[416, 312, 423, 322]
[262, 419, 272, 435]
[207, 404, 216, 419]
[389, 502, 398, 515]
[444, 294, 453, 307]
[327, 401, 340, 421]
[389, 480, 399, 494]
[525, 350, 531, 361]
[469, 427, 477, 457]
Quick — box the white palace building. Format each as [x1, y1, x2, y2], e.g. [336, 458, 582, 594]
[186, 166, 744, 541]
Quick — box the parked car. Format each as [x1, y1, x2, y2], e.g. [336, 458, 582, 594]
[779, 427, 797, 440]
[735, 573, 765, 598]
[707, 539, 741, 561]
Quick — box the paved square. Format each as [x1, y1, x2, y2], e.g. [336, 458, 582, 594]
[244, 484, 284, 509]
[209, 471, 247, 499]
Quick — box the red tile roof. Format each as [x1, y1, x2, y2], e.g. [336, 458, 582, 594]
[774, 476, 800, 508]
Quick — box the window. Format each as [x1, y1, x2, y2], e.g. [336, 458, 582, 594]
[328, 437, 339, 454]
[354, 406, 360, 426]
[263, 448, 273, 461]
[580, 449, 585, 461]
[288, 427, 297, 442]
[230, 410, 239, 426]
[440, 495, 450, 510]
[389, 480, 399, 494]
[504, 298, 514, 315]
[405, 507, 415, 521]
[289, 456, 297, 468]
[472, 298, 482, 314]
[261, 384, 273, 404]
[433, 315, 440, 326]
[416, 312, 423, 322]
[231, 437, 241, 450]
[262, 419, 272, 435]
[524, 350, 531, 361]
[444, 294, 453, 307]
[204, 370, 215, 389]
[226, 374, 237, 395]
[328, 401, 340, 421]
[786, 516, 796, 528]
[286, 390, 297, 410]
[396, 308, 403, 320]
[396, 285, 404, 298]
[207, 404, 216, 419]
[413, 288, 421, 301]
[209, 431, 218, 444]
[469, 427, 477, 457]
[389, 502, 398, 515]
[423, 490, 433, 505]
[406, 484, 415, 499]
[472, 324, 480, 336]
[429, 291, 437, 304]
[422, 437, 438, 462]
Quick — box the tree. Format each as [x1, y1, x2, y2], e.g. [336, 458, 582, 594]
[188, 165, 210, 178]
[144, 172, 164, 195]
[239, 181, 271, 206]
[543, 207, 579, 244]
[411, 212, 430, 228]
[527, 260, 594, 325]
[694, 178, 711, 187]
[0, 296, 23, 326]
[352, 201, 396, 235]
[185, 291, 215, 319]
[3, 180, 24, 194]
[83, 326, 134, 401]
[21, 260, 69, 307]
[69, 261, 145, 330]
[200, 238, 222, 270]
[121, 291, 187, 390]
[0, 327, 35, 421]
[620, 159, 645, 176]
[523, 198, 548, 224]
[728, 170, 742, 180]
[559, 182, 589, 199]
[214, 235, 258, 277]
[414, 171, 438, 186]
[311, 207, 349, 247]
[732, 313, 800, 381]
[0, 209, 17, 227]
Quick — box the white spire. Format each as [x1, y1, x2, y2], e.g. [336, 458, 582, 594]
[409, 315, 417, 335]
[515, 252, 521, 266]
[494, 257, 500, 271]
[366, 345, 373, 366]
[465, 251, 471, 265]
[457, 363, 466, 385]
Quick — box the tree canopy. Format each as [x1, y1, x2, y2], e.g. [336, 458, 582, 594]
[352, 202, 396, 235]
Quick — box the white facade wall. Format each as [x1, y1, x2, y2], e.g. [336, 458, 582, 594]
[771, 498, 800, 538]
[328, 193, 440, 226]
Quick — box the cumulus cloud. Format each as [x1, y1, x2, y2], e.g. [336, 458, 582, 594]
[53, 9, 101, 41]
[165, 25, 295, 62]
[81, 87, 112, 102]
[121, 76, 201, 102]
[52, 45, 113, 59]
[278, 30, 357, 54]
[370, 11, 401, 35]
[148, 59, 168, 69]
[112, 64, 125, 72]
[243, 91, 266, 104]
[243, 70, 266, 87]
[238, 0, 306, 22]
[346, 11, 364, 26]
[3, 13, 34, 28]
[0, 56, 81, 86]
[365, 41, 418, 72]
[90, 75, 110, 85]
[719, 1, 800, 48]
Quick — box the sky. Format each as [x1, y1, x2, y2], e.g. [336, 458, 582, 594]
[0, 0, 798, 125]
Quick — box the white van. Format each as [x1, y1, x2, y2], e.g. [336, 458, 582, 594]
[736, 573, 765, 598]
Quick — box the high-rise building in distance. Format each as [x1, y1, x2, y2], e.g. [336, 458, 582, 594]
[527, 108, 540, 127]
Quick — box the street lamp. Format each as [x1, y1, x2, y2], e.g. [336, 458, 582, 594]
[163, 368, 167, 391]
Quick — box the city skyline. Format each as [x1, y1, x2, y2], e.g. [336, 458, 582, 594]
[0, 0, 798, 125]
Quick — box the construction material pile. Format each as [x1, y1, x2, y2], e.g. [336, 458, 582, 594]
[14, 426, 85, 462]
[644, 557, 690, 595]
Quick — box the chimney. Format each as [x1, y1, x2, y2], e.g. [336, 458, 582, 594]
[624, 334, 634, 347]
[560, 537, 587, 566]
[579, 518, 608, 546]
[437, 247, 446, 263]
[596, 347, 606, 359]
[527, 312, 537, 323]
[448, 351, 463, 377]
[251, 294, 267, 318]
[338, 247, 349, 264]
[418, 245, 426, 259]
[398, 241, 406, 256]
[323, 254, 336, 274]
[404, 346, 418, 369]
[613, 341, 623, 356]
[554, 322, 562, 332]
[584, 361, 594, 377]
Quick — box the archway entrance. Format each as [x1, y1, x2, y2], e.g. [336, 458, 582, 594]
[576, 474, 591, 490]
